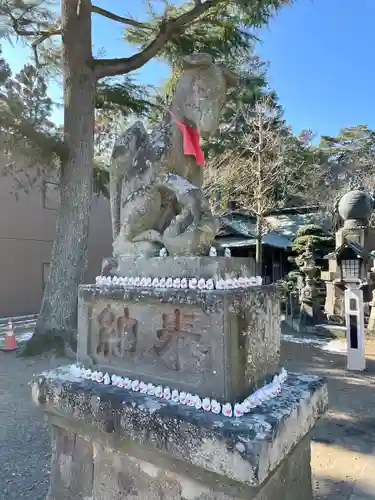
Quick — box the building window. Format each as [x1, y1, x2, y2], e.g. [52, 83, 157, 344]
[42, 181, 60, 210]
[42, 263, 50, 290]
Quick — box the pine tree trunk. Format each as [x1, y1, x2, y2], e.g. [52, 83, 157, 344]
[22, 0, 94, 356]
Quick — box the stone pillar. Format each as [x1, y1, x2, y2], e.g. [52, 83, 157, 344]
[31, 257, 328, 500]
[344, 283, 366, 371]
[46, 425, 93, 500]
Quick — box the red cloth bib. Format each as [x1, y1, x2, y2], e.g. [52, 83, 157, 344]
[175, 119, 205, 166]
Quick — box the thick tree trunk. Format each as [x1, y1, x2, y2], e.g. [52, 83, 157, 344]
[22, 0, 94, 356]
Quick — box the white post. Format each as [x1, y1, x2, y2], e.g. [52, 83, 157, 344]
[344, 283, 366, 371]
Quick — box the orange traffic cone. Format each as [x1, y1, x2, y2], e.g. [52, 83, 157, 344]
[1, 320, 17, 351]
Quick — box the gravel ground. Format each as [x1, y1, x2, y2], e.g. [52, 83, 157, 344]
[1, 338, 375, 499]
[0, 353, 65, 500]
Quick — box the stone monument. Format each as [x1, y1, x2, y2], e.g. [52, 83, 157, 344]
[31, 53, 327, 500]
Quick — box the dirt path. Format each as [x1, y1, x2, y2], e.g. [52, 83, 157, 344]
[1, 338, 375, 499]
[283, 337, 375, 500]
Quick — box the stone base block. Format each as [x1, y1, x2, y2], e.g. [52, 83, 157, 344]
[102, 256, 256, 279]
[77, 284, 281, 403]
[47, 422, 313, 500]
[31, 367, 328, 500]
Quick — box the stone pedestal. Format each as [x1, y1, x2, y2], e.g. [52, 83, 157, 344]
[31, 256, 327, 499]
[322, 276, 345, 317]
[77, 284, 280, 403]
[31, 367, 327, 500]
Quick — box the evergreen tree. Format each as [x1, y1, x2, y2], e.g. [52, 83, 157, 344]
[129, 1, 290, 158]
[203, 57, 284, 159]
[292, 225, 335, 267]
[320, 125, 375, 192]
[0, 46, 63, 189]
[1, 0, 293, 355]
[280, 224, 334, 299]
[278, 130, 330, 207]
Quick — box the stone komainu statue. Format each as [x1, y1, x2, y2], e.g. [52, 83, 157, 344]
[109, 53, 237, 258]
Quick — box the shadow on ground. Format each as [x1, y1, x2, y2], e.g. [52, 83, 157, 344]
[282, 335, 375, 499]
[313, 474, 375, 500]
[1, 334, 375, 500]
[283, 339, 375, 445]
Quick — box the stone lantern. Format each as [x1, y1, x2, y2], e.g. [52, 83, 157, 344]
[324, 239, 371, 371]
[325, 240, 369, 285]
[322, 186, 375, 317]
[299, 242, 324, 329]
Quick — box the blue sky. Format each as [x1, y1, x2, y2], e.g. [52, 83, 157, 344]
[2, 0, 375, 137]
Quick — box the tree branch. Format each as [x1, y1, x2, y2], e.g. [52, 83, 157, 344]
[91, 5, 152, 29]
[13, 25, 61, 37]
[7, 11, 61, 39]
[4, 9, 61, 68]
[31, 32, 56, 68]
[93, 0, 224, 79]
[0, 111, 67, 160]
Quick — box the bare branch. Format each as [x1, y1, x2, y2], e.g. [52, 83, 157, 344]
[93, 0, 224, 79]
[204, 95, 285, 217]
[91, 5, 153, 29]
